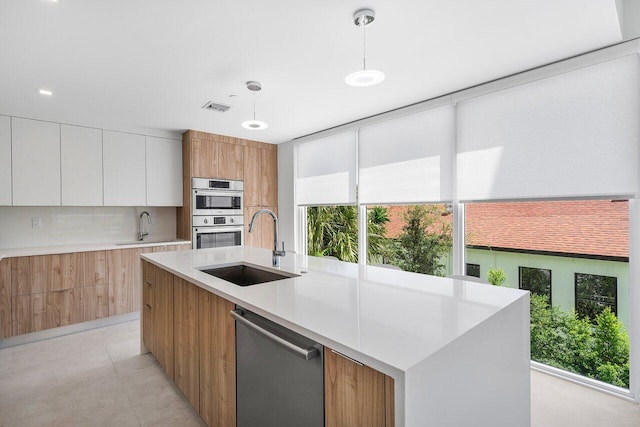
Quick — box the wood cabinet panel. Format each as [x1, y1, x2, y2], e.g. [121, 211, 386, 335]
[46, 288, 82, 328]
[28, 256, 49, 295]
[11, 293, 45, 335]
[192, 139, 218, 178]
[243, 207, 262, 248]
[142, 261, 155, 354]
[50, 253, 82, 292]
[154, 267, 174, 379]
[83, 284, 109, 322]
[243, 146, 261, 207]
[108, 248, 151, 316]
[261, 206, 277, 251]
[199, 288, 236, 427]
[385, 376, 395, 427]
[324, 348, 386, 427]
[82, 251, 108, 286]
[10, 257, 30, 297]
[260, 148, 278, 207]
[174, 276, 199, 411]
[0, 258, 11, 338]
[218, 142, 244, 181]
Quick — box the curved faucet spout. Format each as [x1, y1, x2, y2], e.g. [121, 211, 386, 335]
[248, 209, 286, 266]
[138, 211, 151, 241]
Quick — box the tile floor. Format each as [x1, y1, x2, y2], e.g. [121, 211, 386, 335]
[0, 320, 639, 427]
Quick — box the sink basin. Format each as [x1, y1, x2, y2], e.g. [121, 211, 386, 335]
[199, 263, 299, 287]
[116, 239, 183, 246]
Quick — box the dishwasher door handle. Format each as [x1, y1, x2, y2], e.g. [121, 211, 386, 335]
[231, 309, 319, 361]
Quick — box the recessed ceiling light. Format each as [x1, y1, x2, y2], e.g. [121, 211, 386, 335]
[39, 89, 53, 96]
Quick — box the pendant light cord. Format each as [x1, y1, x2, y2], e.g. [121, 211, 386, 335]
[362, 20, 367, 71]
[253, 90, 256, 121]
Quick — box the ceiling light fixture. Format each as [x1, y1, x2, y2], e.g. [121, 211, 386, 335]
[241, 81, 268, 130]
[345, 8, 385, 87]
[39, 89, 53, 96]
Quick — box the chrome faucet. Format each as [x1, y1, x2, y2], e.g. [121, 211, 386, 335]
[138, 211, 151, 241]
[248, 209, 286, 267]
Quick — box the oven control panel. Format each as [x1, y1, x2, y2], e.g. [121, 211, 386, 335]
[193, 215, 244, 227]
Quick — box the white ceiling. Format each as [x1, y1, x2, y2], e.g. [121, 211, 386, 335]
[0, 0, 624, 144]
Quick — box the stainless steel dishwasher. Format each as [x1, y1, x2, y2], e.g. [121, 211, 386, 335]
[232, 307, 324, 427]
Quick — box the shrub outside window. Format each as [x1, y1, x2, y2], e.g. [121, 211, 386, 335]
[519, 266, 552, 305]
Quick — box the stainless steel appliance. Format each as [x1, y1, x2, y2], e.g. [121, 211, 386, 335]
[192, 177, 243, 216]
[233, 308, 324, 427]
[192, 215, 244, 249]
[192, 178, 244, 249]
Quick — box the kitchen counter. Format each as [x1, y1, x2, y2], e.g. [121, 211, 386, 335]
[142, 246, 530, 427]
[0, 239, 191, 260]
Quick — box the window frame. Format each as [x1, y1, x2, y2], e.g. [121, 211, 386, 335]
[574, 272, 618, 318]
[518, 266, 552, 305]
[465, 263, 480, 278]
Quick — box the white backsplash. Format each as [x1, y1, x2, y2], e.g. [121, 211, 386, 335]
[0, 206, 176, 249]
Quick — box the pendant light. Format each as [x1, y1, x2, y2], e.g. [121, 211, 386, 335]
[241, 81, 268, 130]
[345, 8, 385, 87]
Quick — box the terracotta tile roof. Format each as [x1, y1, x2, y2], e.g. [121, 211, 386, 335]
[465, 200, 628, 258]
[381, 201, 628, 259]
[383, 205, 451, 239]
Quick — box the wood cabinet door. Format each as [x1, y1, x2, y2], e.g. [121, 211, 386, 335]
[218, 142, 244, 181]
[142, 261, 155, 354]
[260, 148, 278, 207]
[191, 139, 218, 178]
[108, 248, 151, 316]
[45, 288, 82, 329]
[174, 276, 199, 411]
[0, 258, 11, 338]
[199, 288, 236, 427]
[324, 348, 388, 427]
[243, 145, 261, 207]
[154, 267, 174, 379]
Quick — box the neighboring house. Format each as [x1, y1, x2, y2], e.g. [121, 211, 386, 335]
[384, 201, 630, 329]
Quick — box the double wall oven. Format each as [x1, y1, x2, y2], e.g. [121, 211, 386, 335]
[192, 178, 244, 249]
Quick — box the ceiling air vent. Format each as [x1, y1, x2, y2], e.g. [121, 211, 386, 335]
[202, 101, 231, 113]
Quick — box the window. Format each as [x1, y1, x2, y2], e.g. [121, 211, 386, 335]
[519, 267, 551, 305]
[575, 273, 617, 319]
[306, 206, 358, 262]
[366, 204, 452, 277]
[466, 263, 480, 278]
[465, 200, 629, 388]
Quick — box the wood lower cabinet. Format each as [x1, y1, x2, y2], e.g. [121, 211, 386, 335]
[0, 259, 10, 338]
[325, 347, 395, 427]
[142, 261, 175, 378]
[108, 247, 152, 316]
[173, 276, 200, 412]
[199, 288, 236, 427]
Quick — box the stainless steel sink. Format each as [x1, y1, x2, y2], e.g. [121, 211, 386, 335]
[199, 263, 299, 286]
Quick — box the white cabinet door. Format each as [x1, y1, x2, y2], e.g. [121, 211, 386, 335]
[103, 130, 145, 206]
[61, 125, 103, 206]
[146, 137, 182, 206]
[12, 117, 61, 206]
[0, 116, 11, 205]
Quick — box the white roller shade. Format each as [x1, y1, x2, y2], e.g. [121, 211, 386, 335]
[296, 131, 356, 205]
[359, 106, 455, 204]
[457, 55, 639, 201]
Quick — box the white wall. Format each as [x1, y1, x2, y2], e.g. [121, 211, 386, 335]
[0, 206, 176, 249]
[277, 141, 296, 253]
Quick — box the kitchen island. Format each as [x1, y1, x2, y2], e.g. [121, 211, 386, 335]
[141, 246, 530, 427]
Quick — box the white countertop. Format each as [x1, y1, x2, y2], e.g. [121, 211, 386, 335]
[0, 239, 191, 260]
[141, 246, 528, 378]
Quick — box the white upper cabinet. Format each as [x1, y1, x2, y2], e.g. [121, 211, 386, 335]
[103, 130, 146, 206]
[61, 125, 103, 206]
[0, 116, 11, 205]
[12, 117, 61, 206]
[146, 137, 182, 206]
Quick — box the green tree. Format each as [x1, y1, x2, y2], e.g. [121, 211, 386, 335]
[487, 267, 507, 286]
[306, 206, 391, 263]
[390, 205, 452, 276]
